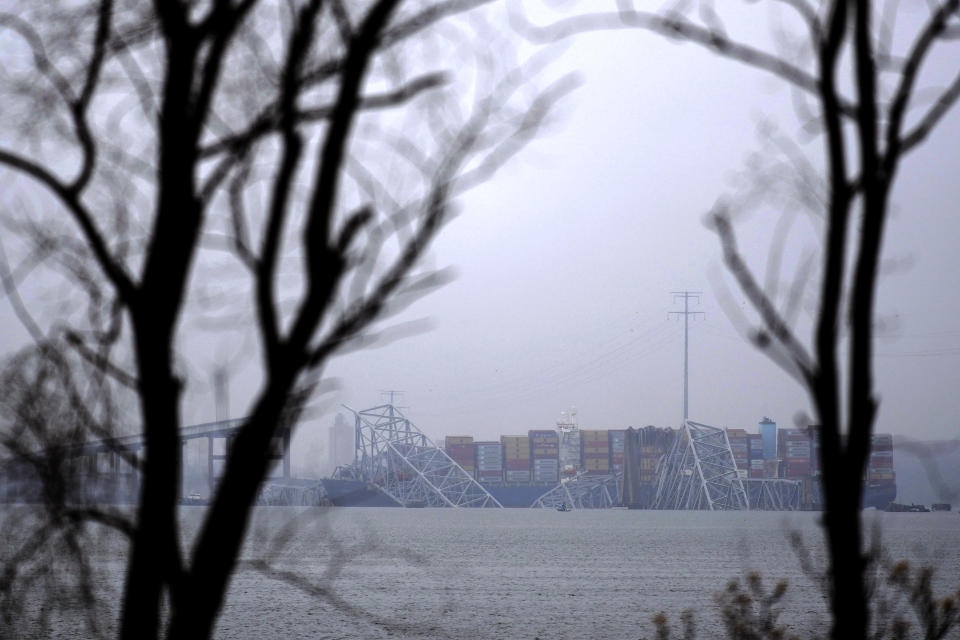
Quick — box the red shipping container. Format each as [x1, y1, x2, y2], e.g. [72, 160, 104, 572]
[446, 444, 474, 456]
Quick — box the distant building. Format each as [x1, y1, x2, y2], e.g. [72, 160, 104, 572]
[328, 413, 354, 473]
[759, 417, 777, 461]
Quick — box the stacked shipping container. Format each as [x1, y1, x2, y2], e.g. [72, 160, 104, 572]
[638, 444, 666, 484]
[608, 430, 625, 475]
[778, 428, 811, 479]
[748, 433, 765, 478]
[434, 422, 894, 511]
[726, 428, 749, 478]
[581, 429, 610, 475]
[558, 429, 581, 477]
[868, 433, 894, 484]
[445, 436, 475, 477]
[474, 441, 503, 483]
[501, 435, 531, 483]
[529, 430, 559, 483]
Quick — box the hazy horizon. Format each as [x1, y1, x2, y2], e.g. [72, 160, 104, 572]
[2, 1, 958, 456]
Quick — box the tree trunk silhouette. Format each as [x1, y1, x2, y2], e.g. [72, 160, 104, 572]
[0, 1, 573, 637]
[513, 1, 960, 638]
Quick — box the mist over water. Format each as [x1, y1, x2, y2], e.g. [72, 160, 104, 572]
[10, 508, 959, 640]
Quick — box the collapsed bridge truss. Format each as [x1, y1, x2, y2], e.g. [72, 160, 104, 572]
[340, 404, 502, 508]
[531, 473, 620, 510]
[529, 420, 800, 511]
[742, 478, 801, 510]
[652, 420, 750, 510]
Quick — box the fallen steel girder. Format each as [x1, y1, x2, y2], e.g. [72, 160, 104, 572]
[257, 479, 331, 507]
[652, 420, 749, 510]
[742, 478, 801, 510]
[531, 473, 620, 509]
[348, 404, 502, 508]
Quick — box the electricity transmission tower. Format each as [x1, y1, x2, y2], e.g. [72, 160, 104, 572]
[669, 291, 704, 423]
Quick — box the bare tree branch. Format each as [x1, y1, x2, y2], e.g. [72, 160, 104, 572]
[710, 208, 814, 379]
[0, 1, 570, 637]
[0, 236, 45, 344]
[289, 0, 404, 354]
[63, 330, 139, 390]
[885, 0, 960, 166]
[256, 0, 325, 362]
[0, 12, 76, 105]
[0, 149, 136, 299]
[199, 71, 449, 159]
[900, 66, 960, 153]
[70, 0, 114, 195]
[509, 5, 857, 117]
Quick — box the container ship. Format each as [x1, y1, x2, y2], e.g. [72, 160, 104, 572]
[320, 417, 896, 510]
[862, 433, 897, 509]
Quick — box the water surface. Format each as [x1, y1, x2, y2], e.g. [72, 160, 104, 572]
[9, 507, 960, 639]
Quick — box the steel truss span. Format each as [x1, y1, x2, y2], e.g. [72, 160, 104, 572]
[257, 479, 331, 507]
[531, 473, 620, 510]
[341, 404, 502, 508]
[653, 420, 749, 510]
[742, 478, 801, 510]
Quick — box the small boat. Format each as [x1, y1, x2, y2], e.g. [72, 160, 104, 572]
[556, 502, 571, 512]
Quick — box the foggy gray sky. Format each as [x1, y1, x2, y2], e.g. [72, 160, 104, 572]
[320, 5, 960, 446]
[1, 1, 959, 458]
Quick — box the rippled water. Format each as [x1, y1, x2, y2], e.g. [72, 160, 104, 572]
[211, 508, 960, 639]
[10, 507, 960, 639]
